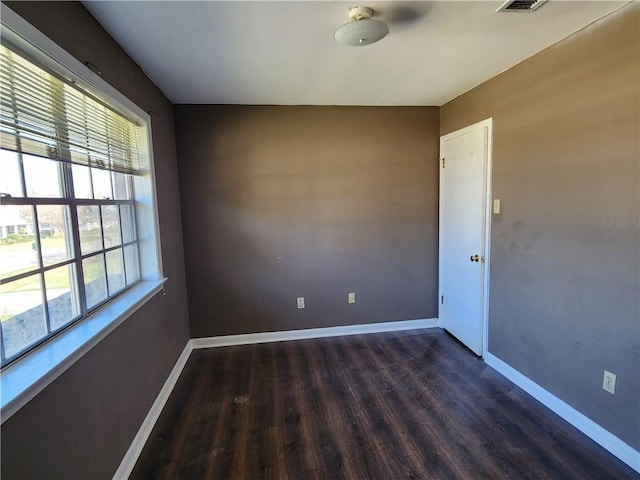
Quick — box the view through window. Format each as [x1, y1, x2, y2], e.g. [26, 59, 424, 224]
[0, 42, 143, 365]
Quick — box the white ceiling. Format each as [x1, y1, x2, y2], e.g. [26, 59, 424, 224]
[83, 1, 627, 106]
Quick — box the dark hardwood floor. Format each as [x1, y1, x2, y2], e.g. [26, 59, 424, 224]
[131, 329, 638, 479]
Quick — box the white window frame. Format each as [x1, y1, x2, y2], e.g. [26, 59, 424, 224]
[0, 5, 166, 422]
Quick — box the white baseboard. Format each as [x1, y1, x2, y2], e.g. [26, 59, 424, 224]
[112, 340, 194, 480]
[113, 318, 436, 478]
[114, 326, 638, 477]
[191, 318, 438, 349]
[484, 352, 640, 474]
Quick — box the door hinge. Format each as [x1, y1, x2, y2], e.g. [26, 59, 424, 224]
[441, 158, 445, 168]
[441, 295, 444, 305]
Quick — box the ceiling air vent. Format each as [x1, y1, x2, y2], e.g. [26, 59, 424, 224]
[496, 0, 547, 12]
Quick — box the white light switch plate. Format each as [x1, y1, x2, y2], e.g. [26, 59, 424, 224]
[297, 297, 305, 309]
[348, 292, 356, 304]
[493, 199, 501, 214]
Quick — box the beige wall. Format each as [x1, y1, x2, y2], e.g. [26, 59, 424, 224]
[441, 4, 639, 449]
[1, 2, 191, 478]
[175, 105, 440, 337]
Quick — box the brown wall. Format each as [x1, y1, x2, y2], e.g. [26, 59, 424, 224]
[3, 1, 637, 476]
[441, 4, 639, 449]
[1, 2, 191, 478]
[175, 106, 440, 337]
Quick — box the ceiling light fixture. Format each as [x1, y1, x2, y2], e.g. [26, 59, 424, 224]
[334, 6, 389, 47]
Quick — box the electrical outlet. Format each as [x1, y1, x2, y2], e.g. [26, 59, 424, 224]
[348, 292, 356, 304]
[602, 370, 616, 395]
[297, 297, 305, 309]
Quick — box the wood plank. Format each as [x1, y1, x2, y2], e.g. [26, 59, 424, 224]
[130, 329, 639, 480]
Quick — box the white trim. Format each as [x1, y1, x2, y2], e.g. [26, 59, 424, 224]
[0, 5, 166, 422]
[1, 279, 167, 423]
[133, 127, 164, 283]
[114, 319, 437, 476]
[112, 340, 194, 480]
[438, 118, 493, 357]
[482, 120, 493, 358]
[116, 326, 638, 476]
[485, 352, 640, 473]
[0, 3, 163, 282]
[191, 318, 438, 349]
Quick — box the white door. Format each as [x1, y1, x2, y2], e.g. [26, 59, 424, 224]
[439, 119, 492, 356]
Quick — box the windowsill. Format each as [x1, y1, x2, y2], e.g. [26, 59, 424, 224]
[0, 278, 167, 423]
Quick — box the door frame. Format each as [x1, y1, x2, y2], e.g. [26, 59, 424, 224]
[438, 118, 493, 357]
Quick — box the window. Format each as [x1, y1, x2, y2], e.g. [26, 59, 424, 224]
[0, 38, 157, 366]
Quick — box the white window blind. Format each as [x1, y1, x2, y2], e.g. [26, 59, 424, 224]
[0, 42, 141, 175]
